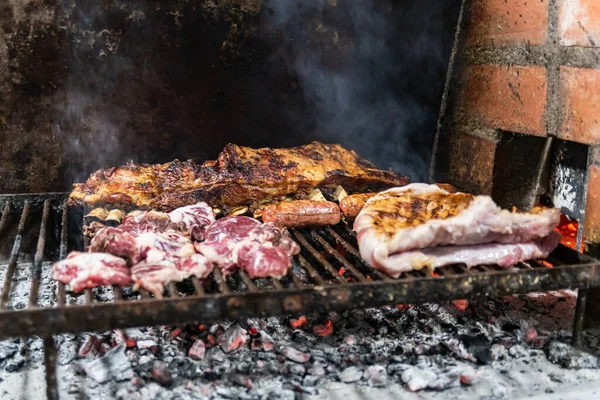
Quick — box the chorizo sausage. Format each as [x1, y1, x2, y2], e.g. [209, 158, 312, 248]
[262, 200, 341, 227]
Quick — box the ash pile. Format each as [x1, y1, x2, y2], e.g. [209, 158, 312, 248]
[2, 286, 600, 399]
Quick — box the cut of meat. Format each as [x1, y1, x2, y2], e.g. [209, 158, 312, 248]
[236, 242, 292, 279]
[376, 233, 561, 277]
[354, 183, 561, 275]
[52, 252, 132, 292]
[134, 231, 196, 263]
[69, 142, 409, 213]
[197, 216, 300, 278]
[168, 202, 216, 241]
[89, 227, 137, 261]
[131, 254, 214, 297]
[120, 211, 173, 235]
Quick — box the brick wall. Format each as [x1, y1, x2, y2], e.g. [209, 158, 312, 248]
[432, 0, 600, 244]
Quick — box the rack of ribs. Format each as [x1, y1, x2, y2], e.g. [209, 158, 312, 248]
[69, 142, 409, 213]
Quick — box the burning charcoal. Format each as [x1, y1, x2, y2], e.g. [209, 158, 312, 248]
[137, 339, 158, 349]
[290, 316, 307, 329]
[130, 375, 145, 388]
[457, 335, 492, 364]
[365, 365, 387, 387]
[251, 331, 276, 352]
[460, 375, 474, 386]
[233, 374, 252, 389]
[73, 344, 133, 384]
[189, 339, 206, 360]
[219, 323, 249, 353]
[401, 367, 438, 392]
[387, 363, 410, 376]
[78, 335, 106, 358]
[313, 321, 334, 337]
[547, 341, 600, 369]
[339, 366, 362, 383]
[281, 347, 310, 363]
[151, 361, 172, 385]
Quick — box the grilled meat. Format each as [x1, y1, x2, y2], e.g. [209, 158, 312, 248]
[52, 252, 132, 292]
[69, 142, 409, 213]
[354, 183, 561, 276]
[262, 200, 341, 227]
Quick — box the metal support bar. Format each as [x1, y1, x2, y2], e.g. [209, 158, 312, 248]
[573, 289, 589, 347]
[44, 336, 58, 400]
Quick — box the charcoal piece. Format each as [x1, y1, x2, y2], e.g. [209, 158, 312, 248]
[0, 341, 18, 361]
[365, 365, 387, 387]
[280, 347, 310, 363]
[401, 367, 438, 392]
[458, 335, 492, 364]
[547, 341, 599, 369]
[151, 361, 172, 385]
[4, 354, 25, 372]
[73, 344, 133, 383]
[219, 324, 249, 353]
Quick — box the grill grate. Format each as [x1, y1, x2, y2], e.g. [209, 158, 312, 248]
[0, 193, 599, 399]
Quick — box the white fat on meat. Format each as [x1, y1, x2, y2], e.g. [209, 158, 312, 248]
[52, 252, 132, 293]
[376, 233, 561, 277]
[168, 202, 216, 240]
[354, 183, 561, 275]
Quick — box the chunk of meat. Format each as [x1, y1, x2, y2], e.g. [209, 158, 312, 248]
[354, 183, 561, 275]
[134, 231, 195, 263]
[120, 211, 173, 235]
[377, 233, 561, 277]
[52, 252, 131, 292]
[168, 202, 216, 240]
[197, 216, 300, 278]
[69, 142, 409, 213]
[89, 227, 137, 261]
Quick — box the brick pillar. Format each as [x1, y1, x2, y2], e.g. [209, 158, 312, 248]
[431, 0, 600, 325]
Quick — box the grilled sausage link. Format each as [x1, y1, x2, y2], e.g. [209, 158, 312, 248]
[262, 200, 341, 227]
[339, 193, 377, 220]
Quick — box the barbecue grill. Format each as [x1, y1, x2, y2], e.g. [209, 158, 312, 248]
[0, 193, 598, 399]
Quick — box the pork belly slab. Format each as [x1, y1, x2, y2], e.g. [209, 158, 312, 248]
[69, 142, 409, 213]
[354, 184, 561, 275]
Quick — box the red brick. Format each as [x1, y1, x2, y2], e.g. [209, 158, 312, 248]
[559, 67, 600, 145]
[461, 65, 547, 136]
[467, 0, 548, 46]
[448, 131, 498, 195]
[584, 165, 600, 244]
[559, 0, 600, 47]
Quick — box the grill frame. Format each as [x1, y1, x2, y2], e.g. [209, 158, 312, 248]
[0, 193, 598, 399]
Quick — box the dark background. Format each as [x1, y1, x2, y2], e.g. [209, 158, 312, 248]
[0, 0, 461, 192]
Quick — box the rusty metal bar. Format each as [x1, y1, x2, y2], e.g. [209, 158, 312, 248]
[191, 277, 205, 296]
[213, 268, 230, 293]
[0, 201, 31, 309]
[85, 289, 94, 304]
[0, 202, 10, 235]
[29, 200, 50, 308]
[324, 227, 391, 281]
[271, 278, 284, 290]
[168, 282, 180, 297]
[291, 229, 346, 283]
[309, 230, 367, 282]
[238, 270, 258, 292]
[573, 288, 588, 347]
[289, 272, 306, 289]
[44, 336, 58, 400]
[113, 286, 123, 301]
[295, 254, 326, 285]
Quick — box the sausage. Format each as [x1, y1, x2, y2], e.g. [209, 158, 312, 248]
[262, 200, 341, 227]
[339, 193, 377, 219]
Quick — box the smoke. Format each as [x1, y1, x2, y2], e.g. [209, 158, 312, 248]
[263, 0, 460, 181]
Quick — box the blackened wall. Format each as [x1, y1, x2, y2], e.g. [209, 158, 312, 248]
[0, 0, 460, 193]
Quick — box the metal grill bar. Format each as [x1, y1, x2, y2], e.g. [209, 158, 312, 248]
[29, 200, 50, 307]
[0, 193, 598, 345]
[0, 201, 30, 309]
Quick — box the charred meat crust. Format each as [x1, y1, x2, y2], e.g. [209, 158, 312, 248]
[69, 142, 409, 212]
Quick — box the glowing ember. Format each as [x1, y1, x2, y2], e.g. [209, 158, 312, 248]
[366, 275, 372, 281]
[290, 316, 307, 329]
[171, 328, 182, 337]
[431, 271, 440, 278]
[555, 213, 583, 251]
[313, 320, 334, 337]
[541, 260, 553, 268]
[339, 267, 346, 276]
[125, 338, 137, 348]
[452, 299, 469, 311]
[198, 324, 206, 331]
